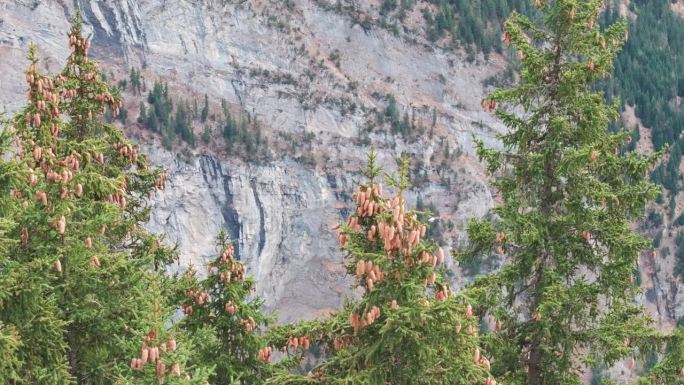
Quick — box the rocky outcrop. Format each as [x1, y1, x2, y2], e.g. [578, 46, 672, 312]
[1, 0, 499, 322]
[142, 141, 493, 322]
[145, 145, 362, 322]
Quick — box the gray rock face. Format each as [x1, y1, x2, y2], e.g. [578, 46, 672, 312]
[145, 145, 355, 322]
[1, 0, 497, 322]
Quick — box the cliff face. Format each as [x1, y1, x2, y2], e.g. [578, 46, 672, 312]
[144, 146, 356, 322]
[1, 0, 681, 335]
[1, 0, 497, 321]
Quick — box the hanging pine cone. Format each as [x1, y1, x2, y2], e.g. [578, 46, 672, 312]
[141, 347, 149, 364]
[90, 255, 101, 268]
[170, 362, 181, 377]
[156, 360, 166, 377]
[56, 216, 66, 234]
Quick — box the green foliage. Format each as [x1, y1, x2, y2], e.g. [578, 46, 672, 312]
[140, 81, 196, 147]
[129, 67, 143, 95]
[415, 196, 445, 245]
[421, 0, 535, 55]
[137, 86, 266, 157]
[220, 107, 265, 160]
[118, 104, 128, 124]
[0, 14, 211, 384]
[138, 101, 147, 124]
[147, 83, 172, 125]
[462, 1, 661, 383]
[202, 126, 212, 144]
[384, 94, 399, 123]
[266, 152, 492, 385]
[645, 210, 664, 229]
[652, 230, 663, 248]
[598, 0, 684, 206]
[179, 231, 272, 385]
[201, 94, 209, 123]
[675, 232, 684, 279]
[116, 273, 214, 385]
[380, 94, 411, 136]
[602, 0, 684, 152]
[0, 322, 23, 382]
[380, 0, 398, 15]
[173, 100, 195, 146]
[639, 328, 684, 384]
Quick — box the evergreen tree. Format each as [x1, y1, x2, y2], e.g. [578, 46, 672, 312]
[0, 14, 210, 384]
[267, 152, 493, 385]
[202, 126, 212, 145]
[147, 107, 158, 132]
[129, 68, 141, 95]
[639, 327, 684, 384]
[0, 141, 23, 381]
[380, 0, 397, 15]
[462, 1, 660, 384]
[179, 231, 272, 385]
[201, 94, 209, 123]
[138, 101, 147, 125]
[385, 95, 399, 129]
[118, 273, 213, 385]
[0, 109, 69, 385]
[118, 105, 127, 124]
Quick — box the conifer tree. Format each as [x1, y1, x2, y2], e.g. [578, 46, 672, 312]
[117, 273, 213, 385]
[0, 127, 58, 383]
[201, 94, 209, 123]
[639, 327, 684, 384]
[0, 13, 209, 384]
[139, 102, 147, 124]
[179, 230, 272, 385]
[0, 320, 22, 383]
[266, 152, 493, 385]
[461, 1, 660, 384]
[0, 181, 20, 380]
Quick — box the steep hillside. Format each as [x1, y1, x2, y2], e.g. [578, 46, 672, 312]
[602, 0, 684, 336]
[0, 0, 503, 322]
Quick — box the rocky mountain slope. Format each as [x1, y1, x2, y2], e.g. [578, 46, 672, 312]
[1, 1, 681, 349]
[0, 0, 501, 323]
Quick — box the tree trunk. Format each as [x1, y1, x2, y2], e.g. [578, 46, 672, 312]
[526, 337, 543, 385]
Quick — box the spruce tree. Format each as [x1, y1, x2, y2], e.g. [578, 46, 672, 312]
[117, 273, 213, 385]
[201, 95, 209, 123]
[139, 102, 147, 125]
[0, 14, 209, 384]
[0, 121, 68, 384]
[640, 327, 684, 384]
[461, 1, 660, 384]
[179, 230, 272, 385]
[266, 152, 493, 385]
[0, 141, 22, 380]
